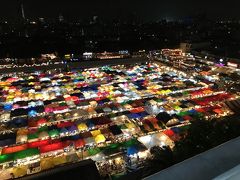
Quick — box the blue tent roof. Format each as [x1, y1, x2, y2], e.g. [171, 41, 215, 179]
[4, 104, 12, 111]
[127, 113, 141, 119]
[138, 111, 149, 118]
[171, 127, 180, 134]
[189, 109, 198, 115]
[70, 134, 81, 140]
[60, 128, 68, 134]
[86, 120, 95, 128]
[127, 146, 138, 155]
[28, 110, 37, 117]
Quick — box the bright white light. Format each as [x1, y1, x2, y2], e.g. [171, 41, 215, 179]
[160, 135, 167, 141]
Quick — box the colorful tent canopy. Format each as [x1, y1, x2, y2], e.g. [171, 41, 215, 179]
[213, 109, 223, 114]
[60, 128, 68, 135]
[127, 146, 138, 155]
[28, 139, 50, 148]
[67, 125, 78, 133]
[37, 118, 47, 126]
[2, 144, 28, 155]
[183, 115, 192, 121]
[48, 129, 60, 138]
[27, 133, 38, 140]
[91, 130, 101, 137]
[39, 142, 64, 153]
[77, 123, 88, 131]
[88, 148, 101, 156]
[95, 134, 106, 144]
[163, 129, 175, 137]
[74, 139, 85, 148]
[0, 154, 14, 164]
[14, 148, 39, 160]
[57, 122, 74, 128]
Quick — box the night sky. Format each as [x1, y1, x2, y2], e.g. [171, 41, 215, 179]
[0, 0, 239, 21]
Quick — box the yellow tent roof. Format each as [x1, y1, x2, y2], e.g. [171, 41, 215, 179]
[166, 89, 172, 93]
[12, 166, 27, 178]
[95, 134, 106, 144]
[126, 123, 136, 129]
[91, 130, 101, 137]
[77, 123, 88, 131]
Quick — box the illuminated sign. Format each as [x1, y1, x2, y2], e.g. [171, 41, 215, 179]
[119, 50, 129, 55]
[64, 54, 71, 59]
[83, 52, 93, 60]
[83, 52, 93, 56]
[227, 62, 238, 68]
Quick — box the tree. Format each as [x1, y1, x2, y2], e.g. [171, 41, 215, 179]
[144, 145, 174, 175]
[174, 115, 240, 162]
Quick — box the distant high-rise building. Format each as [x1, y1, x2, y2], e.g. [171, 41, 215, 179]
[19, 0, 26, 20]
[81, 28, 85, 36]
[59, 14, 64, 22]
[39, 18, 45, 23]
[90, 16, 98, 24]
[17, 0, 28, 37]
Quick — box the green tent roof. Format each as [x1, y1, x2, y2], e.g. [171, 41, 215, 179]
[178, 111, 189, 117]
[0, 154, 14, 164]
[101, 143, 120, 151]
[88, 148, 101, 156]
[38, 126, 48, 132]
[155, 99, 162, 103]
[28, 133, 39, 140]
[122, 138, 139, 147]
[59, 102, 67, 106]
[121, 102, 127, 105]
[14, 148, 40, 160]
[49, 129, 60, 137]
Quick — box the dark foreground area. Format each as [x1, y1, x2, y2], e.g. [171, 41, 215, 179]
[17, 159, 100, 180]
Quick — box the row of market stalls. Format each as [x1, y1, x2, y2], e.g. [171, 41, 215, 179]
[0, 63, 235, 179]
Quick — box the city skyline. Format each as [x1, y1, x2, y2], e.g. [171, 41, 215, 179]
[0, 0, 239, 21]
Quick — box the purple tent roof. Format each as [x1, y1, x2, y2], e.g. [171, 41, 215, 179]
[68, 125, 78, 133]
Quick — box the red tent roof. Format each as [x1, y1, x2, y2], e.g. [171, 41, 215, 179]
[163, 129, 175, 137]
[147, 117, 158, 123]
[37, 118, 47, 126]
[213, 109, 223, 114]
[74, 139, 85, 148]
[28, 120, 38, 128]
[130, 107, 144, 113]
[2, 144, 28, 154]
[28, 139, 50, 148]
[39, 142, 64, 153]
[57, 121, 74, 128]
[65, 96, 79, 102]
[183, 115, 192, 120]
[196, 108, 205, 113]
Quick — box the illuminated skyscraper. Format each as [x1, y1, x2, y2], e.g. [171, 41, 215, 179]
[18, 0, 28, 37]
[18, 0, 26, 20]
